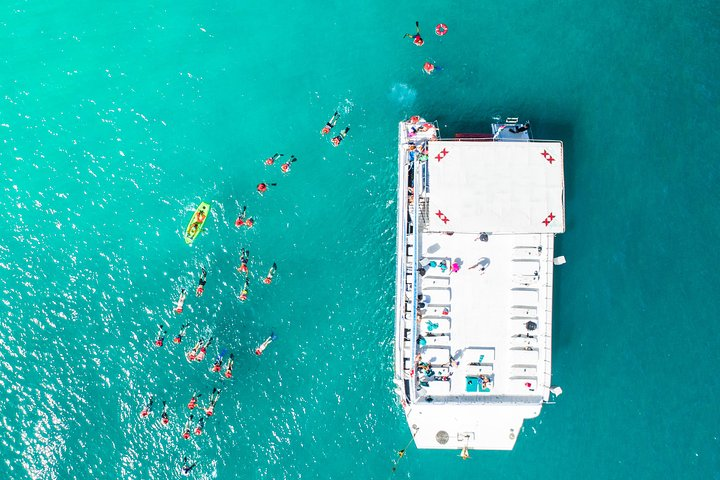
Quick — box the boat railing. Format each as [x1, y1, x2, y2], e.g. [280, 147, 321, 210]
[540, 235, 555, 397]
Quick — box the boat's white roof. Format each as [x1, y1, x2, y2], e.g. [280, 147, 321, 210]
[426, 141, 565, 234]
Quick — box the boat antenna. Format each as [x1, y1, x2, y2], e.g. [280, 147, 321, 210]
[391, 425, 419, 474]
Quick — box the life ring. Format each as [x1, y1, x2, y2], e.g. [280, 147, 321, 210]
[435, 23, 448, 36]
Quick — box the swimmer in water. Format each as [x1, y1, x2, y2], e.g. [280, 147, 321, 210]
[154, 324, 166, 347]
[182, 414, 194, 439]
[237, 248, 250, 273]
[174, 288, 187, 314]
[264, 153, 284, 166]
[161, 401, 170, 426]
[181, 457, 197, 476]
[174, 323, 189, 344]
[263, 262, 277, 284]
[205, 388, 221, 416]
[234, 205, 247, 227]
[187, 392, 201, 410]
[195, 337, 212, 362]
[280, 155, 297, 174]
[140, 395, 154, 418]
[255, 333, 277, 356]
[321, 112, 340, 135]
[257, 182, 277, 195]
[331, 127, 350, 147]
[224, 354, 234, 379]
[211, 352, 224, 372]
[245, 216, 254, 228]
[239, 277, 249, 302]
[194, 416, 205, 435]
[187, 338, 203, 361]
[403, 21, 424, 46]
[196, 268, 207, 296]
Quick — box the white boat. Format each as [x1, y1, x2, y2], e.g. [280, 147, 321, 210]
[394, 116, 565, 451]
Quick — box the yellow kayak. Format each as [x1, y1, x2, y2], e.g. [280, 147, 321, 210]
[184, 202, 211, 245]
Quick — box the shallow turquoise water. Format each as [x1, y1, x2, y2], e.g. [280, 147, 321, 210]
[1, 0, 719, 478]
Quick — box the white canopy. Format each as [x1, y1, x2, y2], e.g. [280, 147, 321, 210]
[426, 141, 565, 234]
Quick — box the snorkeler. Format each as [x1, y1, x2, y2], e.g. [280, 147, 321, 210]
[211, 351, 225, 372]
[234, 206, 247, 227]
[174, 288, 187, 314]
[403, 21, 424, 46]
[263, 262, 277, 284]
[182, 414, 194, 439]
[205, 388, 221, 416]
[187, 392, 201, 410]
[257, 182, 277, 195]
[239, 277, 250, 301]
[161, 401, 170, 426]
[195, 337, 213, 362]
[187, 338, 203, 361]
[237, 249, 250, 273]
[321, 112, 340, 135]
[181, 457, 197, 476]
[224, 354, 234, 379]
[194, 416, 205, 436]
[196, 268, 207, 296]
[264, 153, 284, 166]
[280, 155, 297, 174]
[174, 323, 189, 344]
[140, 395, 154, 418]
[255, 333, 277, 356]
[331, 127, 350, 147]
[154, 324, 166, 347]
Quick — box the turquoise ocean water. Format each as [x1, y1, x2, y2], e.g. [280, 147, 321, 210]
[1, 0, 719, 478]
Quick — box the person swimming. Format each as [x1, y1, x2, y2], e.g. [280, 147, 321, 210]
[154, 324, 166, 347]
[239, 277, 249, 301]
[224, 353, 234, 379]
[187, 392, 201, 410]
[205, 388, 220, 416]
[237, 248, 250, 273]
[255, 333, 277, 356]
[403, 21, 424, 46]
[264, 153, 283, 166]
[194, 416, 205, 435]
[161, 401, 169, 426]
[331, 127, 350, 147]
[257, 182, 277, 195]
[174, 323, 189, 344]
[196, 268, 207, 296]
[234, 205, 247, 227]
[263, 262, 277, 284]
[211, 351, 224, 372]
[321, 111, 340, 135]
[181, 457, 197, 476]
[280, 155, 297, 174]
[182, 414, 194, 439]
[174, 288, 187, 314]
[187, 338, 203, 361]
[195, 337, 212, 362]
[140, 395, 154, 418]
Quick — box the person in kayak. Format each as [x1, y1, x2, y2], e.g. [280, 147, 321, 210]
[321, 112, 340, 135]
[331, 127, 350, 147]
[181, 457, 197, 476]
[239, 277, 249, 301]
[196, 268, 207, 296]
[194, 416, 205, 436]
[224, 354, 234, 379]
[174, 323, 189, 344]
[403, 21, 424, 46]
[174, 288, 187, 314]
[257, 182, 277, 195]
[154, 324, 166, 347]
[263, 263, 277, 284]
[187, 392, 201, 410]
[235, 206, 247, 227]
[187, 338, 203, 361]
[182, 414, 194, 439]
[264, 153, 284, 166]
[237, 249, 250, 273]
[205, 388, 220, 416]
[195, 337, 212, 362]
[140, 395, 154, 418]
[161, 401, 170, 426]
[255, 333, 277, 356]
[280, 156, 297, 174]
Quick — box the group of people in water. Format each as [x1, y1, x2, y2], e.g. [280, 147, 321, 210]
[402, 20, 449, 75]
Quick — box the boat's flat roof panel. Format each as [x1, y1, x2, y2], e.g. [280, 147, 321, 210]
[426, 141, 565, 233]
